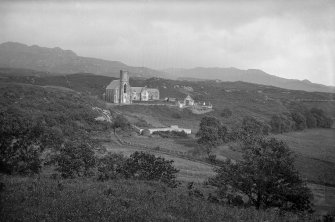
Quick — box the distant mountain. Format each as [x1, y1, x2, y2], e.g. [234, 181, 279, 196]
[1, 42, 334, 93]
[0, 42, 165, 78]
[165, 67, 335, 93]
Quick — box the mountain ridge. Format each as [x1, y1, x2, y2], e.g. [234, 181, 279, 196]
[0, 41, 334, 93]
[164, 67, 335, 93]
[0, 42, 165, 78]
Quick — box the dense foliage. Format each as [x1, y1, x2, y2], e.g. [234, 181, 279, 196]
[196, 116, 228, 159]
[221, 108, 232, 118]
[270, 106, 333, 133]
[0, 107, 62, 175]
[121, 151, 179, 187]
[0, 84, 107, 175]
[111, 114, 131, 133]
[209, 137, 313, 212]
[228, 116, 270, 142]
[97, 151, 180, 187]
[52, 141, 96, 178]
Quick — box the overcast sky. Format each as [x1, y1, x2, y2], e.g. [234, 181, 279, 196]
[1, 0, 334, 85]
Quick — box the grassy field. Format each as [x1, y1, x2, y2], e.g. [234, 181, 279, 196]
[2, 175, 309, 222]
[273, 129, 335, 164]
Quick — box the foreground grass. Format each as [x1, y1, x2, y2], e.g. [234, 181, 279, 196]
[0, 175, 308, 222]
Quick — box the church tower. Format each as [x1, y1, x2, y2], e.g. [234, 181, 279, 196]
[119, 70, 132, 104]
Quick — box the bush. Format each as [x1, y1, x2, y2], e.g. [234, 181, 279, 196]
[220, 108, 232, 118]
[141, 129, 151, 136]
[53, 141, 96, 178]
[171, 113, 182, 119]
[121, 151, 179, 187]
[134, 118, 150, 127]
[97, 152, 127, 181]
[112, 115, 131, 133]
[0, 109, 62, 175]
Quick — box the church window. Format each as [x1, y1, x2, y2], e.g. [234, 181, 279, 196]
[124, 84, 127, 93]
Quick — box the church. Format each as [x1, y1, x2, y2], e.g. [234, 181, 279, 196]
[105, 70, 132, 104]
[105, 70, 160, 104]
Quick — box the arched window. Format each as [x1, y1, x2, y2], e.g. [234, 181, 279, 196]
[124, 84, 127, 93]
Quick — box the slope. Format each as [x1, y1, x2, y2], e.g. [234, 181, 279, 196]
[167, 67, 335, 93]
[0, 42, 166, 78]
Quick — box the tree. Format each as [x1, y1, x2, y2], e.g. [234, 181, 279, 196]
[121, 151, 179, 187]
[196, 116, 227, 159]
[270, 114, 295, 134]
[311, 108, 333, 128]
[209, 137, 313, 212]
[291, 111, 307, 130]
[112, 115, 130, 134]
[305, 112, 317, 128]
[241, 116, 268, 136]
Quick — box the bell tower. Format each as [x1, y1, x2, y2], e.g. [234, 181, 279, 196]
[119, 70, 131, 104]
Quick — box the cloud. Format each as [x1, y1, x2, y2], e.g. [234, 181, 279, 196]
[0, 0, 334, 85]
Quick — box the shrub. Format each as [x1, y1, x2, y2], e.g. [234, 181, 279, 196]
[53, 141, 96, 178]
[121, 151, 179, 187]
[171, 113, 182, 119]
[0, 109, 62, 175]
[112, 115, 131, 133]
[220, 108, 232, 118]
[134, 118, 150, 127]
[141, 129, 151, 136]
[97, 152, 127, 181]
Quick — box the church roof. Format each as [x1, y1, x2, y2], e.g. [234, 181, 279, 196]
[106, 80, 120, 89]
[131, 87, 146, 93]
[184, 95, 194, 101]
[147, 88, 159, 93]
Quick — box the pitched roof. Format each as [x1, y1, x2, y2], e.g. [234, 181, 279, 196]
[147, 88, 159, 93]
[106, 80, 120, 89]
[131, 87, 145, 93]
[184, 95, 193, 101]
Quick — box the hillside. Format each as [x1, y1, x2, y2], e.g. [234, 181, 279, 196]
[167, 67, 335, 93]
[0, 42, 165, 78]
[2, 69, 334, 127]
